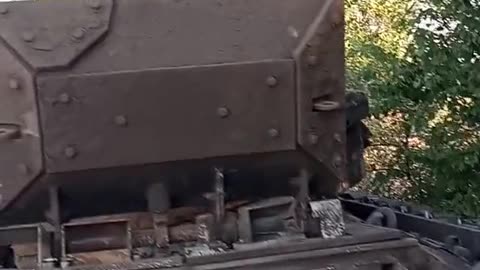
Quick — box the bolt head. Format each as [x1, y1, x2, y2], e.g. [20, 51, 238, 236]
[87, 0, 102, 10]
[0, 5, 8, 15]
[8, 78, 20, 90]
[58, 93, 71, 104]
[72, 28, 86, 40]
[307, 55, 318, 66]
[309, 133, 319, 145]
[64, 147, 77, 159]
[268, 128, 280, 138]
[22, 31, 35, 43]
[333, 133, 342, 143]
[266, 76, 278, 87]
[88, 19, 102, 29]
[333, 154, 342, 168]
[217, 107, 230, 118]
[17, 163, 30, 175]
[114, 115, 128, 126]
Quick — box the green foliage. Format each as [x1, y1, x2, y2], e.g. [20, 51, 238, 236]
[347, 0, 480, 217]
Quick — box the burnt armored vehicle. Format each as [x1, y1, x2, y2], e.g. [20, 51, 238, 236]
[0, 0, 477, 269]
[0, 0, 356, 223]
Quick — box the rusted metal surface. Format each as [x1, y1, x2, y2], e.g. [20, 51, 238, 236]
[37, 60, 296, 173]
[0, 0, 113, 70]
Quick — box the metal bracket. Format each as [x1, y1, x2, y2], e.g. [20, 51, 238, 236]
[238, 197, 300, 243]
[61, 219, 132, 266]
[0, 223, 53, 269]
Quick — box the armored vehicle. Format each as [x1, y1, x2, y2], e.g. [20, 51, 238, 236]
[0, 0, 478, 269]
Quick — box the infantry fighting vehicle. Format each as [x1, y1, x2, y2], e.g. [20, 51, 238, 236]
[0, 0, 478, 269]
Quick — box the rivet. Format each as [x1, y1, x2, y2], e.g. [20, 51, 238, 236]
[268, 128, 280, 138]
[58, 93, 71, 104]
[22, 31, 35, 43]
[72, 28, 86, 41]
[309, 133, 319, 145]
[87, 0, 102, 10]
[266, 76, 278, 87]
[64, 147, 77, 159]
[17, 163, 30, 175]
[8, 78, 20, 90]
[307, 55, 318, 66]
[114, 115, 128, 126]
[88, 19, 102, 29]
[217, 107, 230, 118]
[0, 5, 8, 15]
[333, 133, 342, 143]
[333, 154, 342, 168]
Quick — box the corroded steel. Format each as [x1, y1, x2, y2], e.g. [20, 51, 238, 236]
[0, 0, 348, 225]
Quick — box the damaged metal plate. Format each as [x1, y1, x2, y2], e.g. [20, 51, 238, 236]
[37, 60, 296, 173]
[309, 199, 345, 239]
